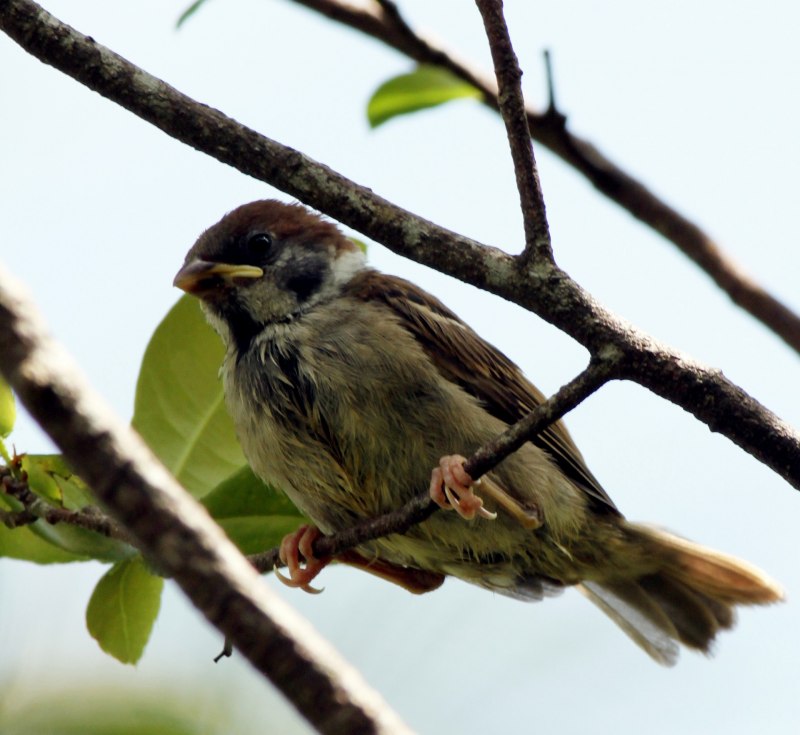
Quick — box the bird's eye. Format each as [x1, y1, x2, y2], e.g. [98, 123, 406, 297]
[246, 232, 273, 256]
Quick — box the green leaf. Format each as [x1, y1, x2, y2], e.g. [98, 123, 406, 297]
[347, 236, 368, 254]
[22, 454, 95, 510]
[132, 296, 245, 498]
[0, 376, 14, 438]
[86, 556, 163, 665]
[367, 65, 482, 128]
[29, 520, 132, 563]
[215, 516, 306, 556]
[202, 465, 299, 517]
[18, 454, 132, 561]
[0, 524, 87, 563]
[176, 0, 210, 29]
[202, 465, 305, 555]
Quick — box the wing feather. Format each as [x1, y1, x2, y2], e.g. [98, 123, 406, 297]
[346, 270, 619, 515]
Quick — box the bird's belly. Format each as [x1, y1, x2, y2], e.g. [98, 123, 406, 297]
[224, 328, 595, 594]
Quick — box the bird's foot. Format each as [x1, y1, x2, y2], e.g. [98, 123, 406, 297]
[429, 454, 497, 521]
[274, 524, 330, 594]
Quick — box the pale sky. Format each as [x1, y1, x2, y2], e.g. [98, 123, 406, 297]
[2, 1, 799, 733]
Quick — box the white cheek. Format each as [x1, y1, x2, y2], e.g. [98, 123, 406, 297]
[331, 248, 366, 288]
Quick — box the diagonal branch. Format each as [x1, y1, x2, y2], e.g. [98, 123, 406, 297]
[474, 0, 551, 262]
[0, 262, 413, 735]
[1, 0, 799, 490]
[288, 0, 800, 354]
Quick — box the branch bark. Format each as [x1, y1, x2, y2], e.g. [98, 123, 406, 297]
[288, 0, 800, 354]
[1, 0, 798, 489]
[0, 264, 413, 735]
[474, 0, 551, 262]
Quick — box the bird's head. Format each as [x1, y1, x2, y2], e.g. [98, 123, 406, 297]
[174, 200, 365, 352]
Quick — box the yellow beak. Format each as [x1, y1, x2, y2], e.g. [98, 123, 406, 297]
[173, 259, 264, 295]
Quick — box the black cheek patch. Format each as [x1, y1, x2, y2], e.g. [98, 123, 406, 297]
[215, 299, 264, 356]
[284, 254, 327, 302]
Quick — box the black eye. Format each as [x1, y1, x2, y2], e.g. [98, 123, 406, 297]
[246, 232, 273, 256]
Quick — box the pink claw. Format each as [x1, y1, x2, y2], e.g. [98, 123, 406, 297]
[274, 524, 330, 594]
[428, 455, 497, 521]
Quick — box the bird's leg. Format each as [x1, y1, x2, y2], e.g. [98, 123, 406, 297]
[337, 550, 446, 594]
[274, 524, 331, 594]
[429, 454, 497, 521]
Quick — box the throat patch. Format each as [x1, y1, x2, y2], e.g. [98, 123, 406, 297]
[217, 299, 264, 356]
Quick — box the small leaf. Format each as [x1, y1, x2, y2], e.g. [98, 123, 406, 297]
[348, 236, 368, 254]
[176, 0, 210, 29]
[202, 465, 305, 554]
[22, 454, 94, 509]
[86, 556, 164, 665]
[132, 296, 245, 498]
[21, 454, 65, 504]
[367, 65, 482, 128]
[0, 376, 15, 438]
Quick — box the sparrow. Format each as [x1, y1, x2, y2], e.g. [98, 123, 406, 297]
[174, 200, 783, 665]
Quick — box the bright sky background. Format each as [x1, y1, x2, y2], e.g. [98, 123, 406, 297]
[2, 1, 799, 732]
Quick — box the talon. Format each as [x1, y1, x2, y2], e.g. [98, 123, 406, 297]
[443, 484, 460, 509]
[276, 524, 330, 593]
[274, 564, 324, 594]
[429, 454, 495, 522]
[477, 506, 498, 521]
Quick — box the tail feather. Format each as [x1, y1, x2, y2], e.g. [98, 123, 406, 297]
[579, 581, 680, 666]
[641, 526, 784, 605]
[582, 523, 784, 665]
[638, 575, 727, 650]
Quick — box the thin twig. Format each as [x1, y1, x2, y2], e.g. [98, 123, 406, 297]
[474, 0, 551, 262]
[0, 508, 37, 528]
[476, 0, 553, 263]
[0, 262, 413, 735]
[543, 50, 557, 114]
[287, 0, 800, 354]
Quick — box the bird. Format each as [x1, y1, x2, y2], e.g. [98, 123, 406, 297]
[174, 199, 783, 665]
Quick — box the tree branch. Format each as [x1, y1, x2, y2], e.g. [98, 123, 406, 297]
[0, 262, 413, 735]
[1, 0, 799, 490]
[474, 0, 551, 262]
[288, 0, 800, 354]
